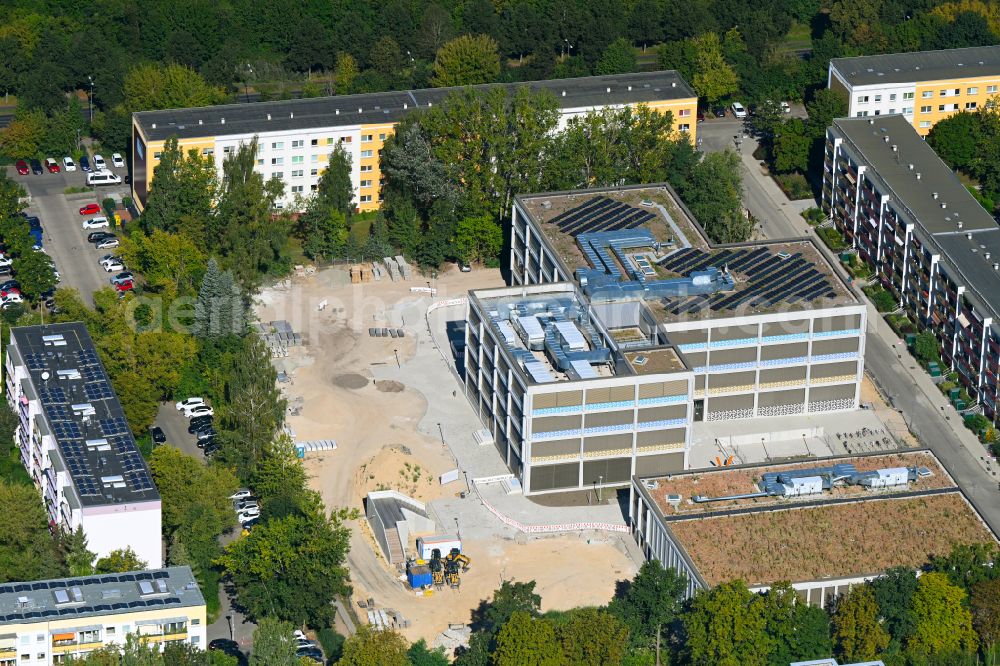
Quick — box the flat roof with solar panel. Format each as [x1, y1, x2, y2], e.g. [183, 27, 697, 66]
[516, 184, 856, 324]
[8, 323, 160, 506]
[0, 567, 203, 622]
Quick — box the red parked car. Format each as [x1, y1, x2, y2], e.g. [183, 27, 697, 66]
[15, 159, 29, 175]
[44, 158, 60, 173]
[114, 280, 134, 293]
[79, 203, 102, 216]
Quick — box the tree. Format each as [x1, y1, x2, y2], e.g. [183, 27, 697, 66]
[683, 151, 751, 244]
[681, 580, 769, 666]
[806, 89, 849, 139]
[772, 118, 811, 173]
[0, 108, 46, 158]
[493, 611, 565, 666]
[690, 33, 739, 104]
[431, 34, 501, 88]
[141, 137, 217, 238]
[59, 526, 96, 577]
[832, 584, 890, 663]
[970, 577, 1000, 651]
[556, 607, 629, 666]
[250, 618, 299, 666]
[120, 229, 207, 300]
[336, 625, 410, 666]
[928, 543, 999, 593]
[0, 479, 62, 582]
[11, 250, 57, 301]
[596, 38, 637, 75]
[370, 36, 404, 77]
[0, 171, 25, 220]
[608, 561, 687, 659]
[334, 52, 359, 95]
[928, 111, 982, 171]
[908, 572, 978, 659]
[914, 331, 941, 364]
[124, 63, 224, 112]
[215, 494, 351, 626]
[297, 144, 353, 260]
[407, 639, 450, 666]
[194, 258, 244, 339]
[95, 547, 147, 573]
[454, 215, 503, 265]
[147, 445, 239, 535]
[251, 436, 308, 511]
[870, 567, 919, 646]
[760, 582, 832, 665]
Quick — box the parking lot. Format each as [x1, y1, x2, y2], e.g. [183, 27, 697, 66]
[6, 160, 132, 305]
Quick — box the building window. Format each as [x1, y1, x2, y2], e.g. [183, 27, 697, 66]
[920, 121, 931, 128]
[106, 628, 116, 637]
[679, 123, 690, 131]
[272, 172, 283, 179]
[874, 95, 882, 102]
[272, 142, 284, 149]
[360, 150, 373, 158]
[271, 157, 283, 165]
[326, 138, 334, 145]
[989, 85, 999, 93]
[292, 140, 303, 148]
[940, 89, 948, 96]
[360, 179, 372, 187]
[223, 146, 232, 154]
[291, 169, 303, 177]
[921, 105, 932, 113]
[951, 103, 959, 111]
[340, 136, 352, 143]
[360, 164, 373, 172]
[967, 102, 978, 110]
[954, 88, 961, 95]
[79, 630, 99, 644]
[291, 185, 303, 193]
[379, 133, 387, 140]
[678, 108, 691, 117]
[310, 168, 318, 176]
[922, 91, 933, 98]
[874, 110, 880, 116]
[888, 108, 896, 114]
[311, 139, 318, 146]
[938, 104, 946, 111]
[311, 154, 319, 163]
[257, 158, 264, 166]
[903, 106, 913, 114]
[153, 152, 162, 159]
[291, 155, 303, 164]
[311, 184, 318, 191]
[362, 134, 373, 142]
[857, 95, 869, 103]
[360, 195, 372, 203]
[889, 93, 897, 101]
[968, 87, 979, 95]
[903, 92, 914, 100]
[202, 148, 214, 156]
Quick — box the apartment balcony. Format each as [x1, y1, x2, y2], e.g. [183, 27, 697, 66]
[52, 640, 104, 654]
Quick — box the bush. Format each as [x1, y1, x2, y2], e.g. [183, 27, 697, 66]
[866, 288, 897, 313]
[816, 226, 846, 250]
[774, 172, 812, 199]
[801, 207, 826, 225]
[317, 627, 345, 662]
[64, 186, 89, 194]
[885, 313, 915, 336]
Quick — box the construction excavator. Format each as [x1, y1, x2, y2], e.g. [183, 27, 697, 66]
[444, 548, 471, 572]
[444, 558, 461, 589]
[428, 550, 445, 589]
[427, 547, 471, 589]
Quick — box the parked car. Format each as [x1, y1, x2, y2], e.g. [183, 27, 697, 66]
[149, 426, 166, 445]
[713, 106, 727, 118]
[114, 280, 134, 293]
[731, 102, 747, 119]
[1, 280, 21, 293]
[198, 435, 217, 450]
[63, 156, 76, 171]
[112, 153, 125, 168]
[295, 637, 316, 650]
[44, 158, 60, 173]
[0, 255, 12, 269]
[195, 427, 217, 442]
[459, 262, 472, 273]
[184, 405, 214, 418]
[88, 231, 115, 243]
[234, 500, 259, 513]
[80, 155, 91, 172]
[697, 109, 705, 122]
[82, 216, 110, 229]
[25, 216, 41, 230]
[237, 507, 260, 523]
[110, 271, 133, 285]
[43, 297, 59, 313]
[296, 647, 323, 664]
[87, 171, 122, 186]
[93, 154, 107, 170]
[0, 265, 13, 277]
[176, 397, 205, 411]
[95, 237, 120, 249]
[101, 260, 125, 273]
[203, 442, 221, 458]
[230, 489, 253, 500]
[188, 416, 213, 434]
[30, 159, 43, 175]
[780, 101, 791, 113]
[15, 159, 29, 175]
[79, 203, 101, 216]
[100, 253, 122, 264]
[1, 287, 21, 299]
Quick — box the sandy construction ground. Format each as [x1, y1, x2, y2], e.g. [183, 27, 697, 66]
[255, 265, 638, 642]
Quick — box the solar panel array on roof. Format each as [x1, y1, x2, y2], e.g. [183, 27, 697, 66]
[550, 197, 656, 237]
[657, 247, 836, 315]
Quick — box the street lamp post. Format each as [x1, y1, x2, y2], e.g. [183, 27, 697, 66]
[226, 614, 234, 641]
[597, 475, 603, 502]
[87, 76, 94, 123]
[393, 348, 400, 368]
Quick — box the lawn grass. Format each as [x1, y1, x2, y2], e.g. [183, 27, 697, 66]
[778, 20, 813, 53]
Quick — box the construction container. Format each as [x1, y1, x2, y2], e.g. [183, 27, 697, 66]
[416, 535, 462, 560]
[407, 563, 433, 589]
[929, 366, 942, 377]
[905, 333, 917, 346]
[949, 387, 961, 400]
[954, 399, 966, 410]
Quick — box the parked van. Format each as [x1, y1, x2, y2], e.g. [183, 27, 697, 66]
[86, 171, 122, 186]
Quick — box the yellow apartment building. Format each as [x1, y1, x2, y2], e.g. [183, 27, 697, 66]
[0, 567, 206, 665]
[829, 45, 1000, 136]
[131, 72, 699, 213]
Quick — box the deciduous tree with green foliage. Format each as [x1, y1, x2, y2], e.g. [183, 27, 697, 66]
[454, 215, 503, 265]
[608, 560, 687, 660]
[690, 32, 739, 104]
[493, 610, 565, 666]
[928, 111, 981, 171]
[124, 63, 225, 112]
[970, 577, 1000, 652]
[928, 542, 999, 593]
[95, 547, 147, 574]
[431, 34, 500, 87]
[0, 108, 46, 158]
[140, 137, 217, 239]
[761, 582, 832, 665]
[11, 250, 58, 301]
[335, 625, 411, 666]
[914, 331, 941, 364]
[555, 607, 629, 666]
[772, 118, 810, 174]
[0, 480, 62, 582]
[120, 229, 206, 301]
[870, 567, 919, 647]
[907, 572, 978, 659]
[832, 584, 890, 663]
[682, 580, 769, 666]
[596, 37, 637, 75]
[250, 618, 299, 666]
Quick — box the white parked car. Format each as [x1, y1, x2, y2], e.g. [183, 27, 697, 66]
[237, 508, 260, 523]
[176, 397, 206, 411]
[111, 153, 125, 168]
[102, 260, 125, 272]
[95, 238, 120, 249]
[731, 102, 747, 119]
[2, 293, 23, 304]
[86, 171, 122, 186]
[93, 154, 107, 170]
[184, 405, 214, 418]
[230, 489, 253, 500]
[0, 255, 11, 268]
[780, 101, 791, 114]
[63, 156, 76, 171]
[82, 216, 110, 229]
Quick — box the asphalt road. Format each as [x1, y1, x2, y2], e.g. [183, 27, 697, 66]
[7, 163, 131, 305]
